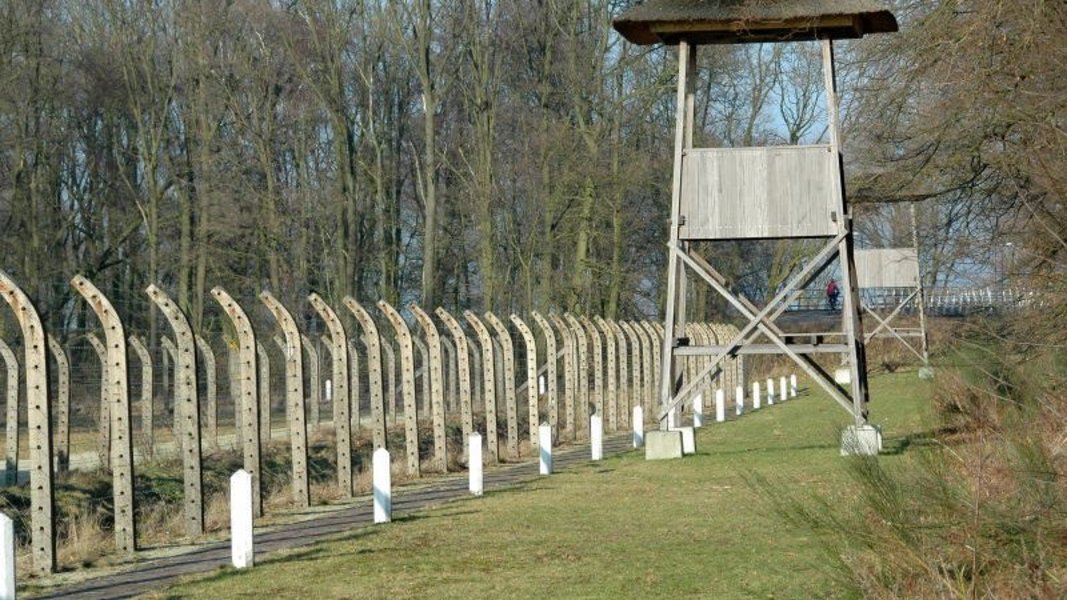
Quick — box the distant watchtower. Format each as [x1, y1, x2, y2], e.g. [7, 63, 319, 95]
[613, 1, 898, 451]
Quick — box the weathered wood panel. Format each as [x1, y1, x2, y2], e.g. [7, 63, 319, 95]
[679, 145, 837, 240]
[855, 248, 920, 289]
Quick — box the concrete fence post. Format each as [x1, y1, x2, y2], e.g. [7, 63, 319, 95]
[373, 448, 392, 523]
[411, 304, 447, 473]
[610, 321, 630, 430]
[47, 335, 71, 472]
[511, 315, 540, 452]
[595, 317, 617, 432]
[127, 336, 153, 458]
[230, 469, 254, 569]
[780, 376, 788, 402]
[485, 312, 519, 460]
[549, 315, 575, 442]
[344, 298, 387, 451]
[692, 393, 704, 428]
[255, 342, 271, 446]
[766, 378, 775, 406]
[464, 312, 499, 463]
[716, 388, 726, 423]
[531, 312, 558, 439]
[1, 271, 56, 575]
[73, 276, 134, 555]
[0, 341, 18, 486]
[566, 314, 590, 440]
[790, 374, 798, 398]
[753, 381, 762, 410]
[86, 333, 110, 468]
[579, 316, 603, 435]
[309, 294, 352, 497]
[301, 335, 320, 432]
[260, 291, 310, 508]
[194, 336, 218, 448]
[379, 301, 420, 478]
[436, 308, 473, 462]
[211, 288, 262, 517]
[147, 284, 204, 537]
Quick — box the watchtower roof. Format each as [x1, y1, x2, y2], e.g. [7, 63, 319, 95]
[613, 0, 898, 45]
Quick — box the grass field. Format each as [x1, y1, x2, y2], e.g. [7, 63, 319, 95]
[151, 372, 934, 599]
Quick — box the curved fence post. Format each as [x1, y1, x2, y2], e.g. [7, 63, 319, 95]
[0, 340, 18, 486]
[580, 316, 603, 432]
[413, 336, 429, 417]
[410, 304, 446, 473]
[47, 335, 71, 472]
[510, 314, 539, 451]
[255, 341, 270, 446]
[382, 341, 397, 425]
[565, 314, 590, 440]
[0, 271, 56, 574]
[620, 322, 642, 428]
[127, 335, 153, 458]
[260, 291, 310, 507]
[211, 287, 262, 517]
[531, 312, 558, 438]
[86, 333, 110, 467]
[464, 311, 498, 462]
[440, 335, 456, 414]
[609, 320, 630, 429]
[379, 301, 420, 477]
[484, 312, 518, 460]
[194, 335, 217, 449]
[436, 308, 473, 462]
[549, 314, 575, 441]
[635, 321, 656, 417]
[146, 284, 204, 537]
[348, 339, 361, 434]
[72, 275, 135, 555]
[595, 317, 618, 431]
[161, 335, 178, 443]
[309, 294, 352, 497]
[300, 334, 320, 431]
[343, 298, 386, 450]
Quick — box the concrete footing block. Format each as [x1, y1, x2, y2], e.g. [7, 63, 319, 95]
[644, 430, 684, 461]
[840, 424, 882, 456]
[834, 368, 851, 385]
[918, 367, 935, 381]
[671, 426, 696, 455]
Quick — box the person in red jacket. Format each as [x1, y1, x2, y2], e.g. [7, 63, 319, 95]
[826, 278, 840, 311]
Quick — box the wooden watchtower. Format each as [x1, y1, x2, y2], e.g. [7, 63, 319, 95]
[613, 1, 898, 451]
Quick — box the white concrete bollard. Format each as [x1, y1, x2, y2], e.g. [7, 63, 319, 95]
[790, 374, 798, 398]
[469, 432, 483, 496]
[766, 378, 775, 405]
[230, 469, 254, 569]
[539, 423, 552, 475]
[0, 514, 12, 600]
[538, 374, 546, 395]
[735, 386, 744, 416]
[780, 376, 788, 402]
[715, 388, 726, 423]
[325, 379, 332, 402]
[591, 414, 603, 461]
[752, 382, 762, 409]
[373, 447, 392, 523]
[692, 393, 704, 428]
[632, 406, 644, 448]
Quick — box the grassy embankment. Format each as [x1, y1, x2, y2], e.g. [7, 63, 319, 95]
[154, 371, 933, 599]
